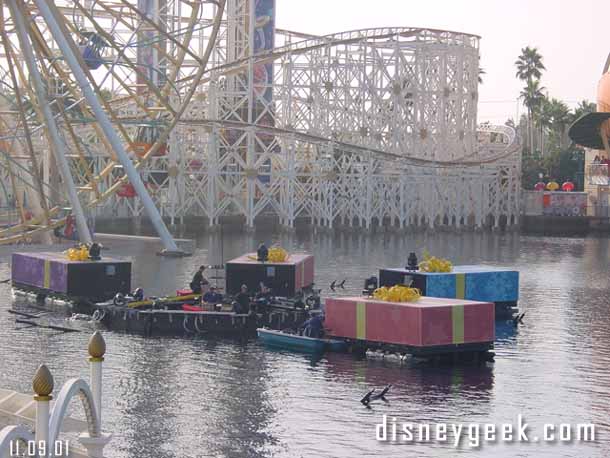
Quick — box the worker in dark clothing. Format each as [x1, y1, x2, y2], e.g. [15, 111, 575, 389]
[254, 282, 272, 313]
[255, 282, 271, 300]
[234, 284, 251, 314]
[202, 286, 222, 305]
[257, 242, 268, 262]
[300, 313, 325, 338]
[88, 242, 102, 260]
[132, 287, 144, 301]
[190, 265, 209, 294]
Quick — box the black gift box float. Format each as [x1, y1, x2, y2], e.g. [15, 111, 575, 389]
[11, 252, 131, 302]
[225, 253, 314, 297]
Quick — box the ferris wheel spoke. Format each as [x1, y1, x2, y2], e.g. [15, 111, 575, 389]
[72, 1, 176, 115]
[0, 29, 49, 222]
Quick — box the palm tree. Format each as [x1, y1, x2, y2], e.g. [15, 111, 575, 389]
[538, 97, 554, 156]
[519, 79, 546, 153]
[515, 47, 546, 153]
[515, 47, 546, 82]
[572, 99, 596, 122]
[547, 98, 571, 148]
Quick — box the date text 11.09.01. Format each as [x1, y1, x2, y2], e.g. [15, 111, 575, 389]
[10, 440, 70, 456]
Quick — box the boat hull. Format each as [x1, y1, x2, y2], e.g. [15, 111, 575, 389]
[257, 328, 346, 353]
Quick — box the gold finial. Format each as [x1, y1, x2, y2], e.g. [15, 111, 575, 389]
[32, 364, 54, 399]
[88, 331, 106, 360]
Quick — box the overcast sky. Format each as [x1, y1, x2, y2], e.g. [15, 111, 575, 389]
[276, 0, 609, 124]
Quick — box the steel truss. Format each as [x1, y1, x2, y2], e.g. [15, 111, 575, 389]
[0, 0, 520, 244]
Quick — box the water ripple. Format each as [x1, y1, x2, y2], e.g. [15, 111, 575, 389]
[0, 232, 608, 457]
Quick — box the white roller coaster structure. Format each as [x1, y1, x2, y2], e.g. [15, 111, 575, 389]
[0, 0, 520, 245]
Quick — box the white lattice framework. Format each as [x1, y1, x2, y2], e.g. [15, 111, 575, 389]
[0, 0, 521, 244]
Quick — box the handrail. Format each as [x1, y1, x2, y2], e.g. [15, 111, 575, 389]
[0, 425, 34, 456]
[48, 378, 100, 445]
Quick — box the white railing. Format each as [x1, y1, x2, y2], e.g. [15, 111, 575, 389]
[0, 331, 110, 458]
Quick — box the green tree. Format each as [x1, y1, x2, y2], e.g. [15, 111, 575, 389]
[547, 98, 571, 148]
[519, 79, 545, 152]
[515, 46, 546, 81]
[515, 46, 546, 153]
[572, 99, 596, 122]
[519, 80, 546, 113]
[521, 154, 544, 189]
[537, 96, 553, 156]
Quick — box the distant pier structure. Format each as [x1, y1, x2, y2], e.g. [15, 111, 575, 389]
[0, 1, 520, 244]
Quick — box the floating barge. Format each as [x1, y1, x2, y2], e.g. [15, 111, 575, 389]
[11, 251, 312, 337]
[11, 251, 499, 362]
[324, 295, 495, 359]
[379, 265, 519, 319]
[225, 253, 314, 296]
[11, 252, 131, 302]
[82, 295, 309, 337]
[89, 305, 257, 337]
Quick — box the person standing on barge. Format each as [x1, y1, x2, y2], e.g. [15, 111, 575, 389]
[234, 284, 251, 314]
[190, 265, 209, 294]
[257, 242, 269, 262]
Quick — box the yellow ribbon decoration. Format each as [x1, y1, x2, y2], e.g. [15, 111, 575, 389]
[419, 251, 453, 273]
[373, 285, 421, 302]
[248, 247, 289, 262]
[66, 244, 90, 261]
[267, 247, 288, 262]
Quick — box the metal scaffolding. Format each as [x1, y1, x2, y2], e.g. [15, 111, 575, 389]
[0, 0, 520, 244]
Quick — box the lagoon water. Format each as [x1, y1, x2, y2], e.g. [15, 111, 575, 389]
[1, 229, 609, 457]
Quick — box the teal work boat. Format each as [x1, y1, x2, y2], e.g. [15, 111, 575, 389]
[257, 328, 347, 353]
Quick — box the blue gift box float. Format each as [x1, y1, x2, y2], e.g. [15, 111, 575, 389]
[379, 265, 519, 319]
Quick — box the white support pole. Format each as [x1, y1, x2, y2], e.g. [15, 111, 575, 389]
[8, 0, 92, 245]
[87, 331, 105, 428]
[32, 364, 53, 458]
[90, 360, 102, 427]
[365, 155, 373, 230]
[35, 400, 50, 457]
[245, 0, 256, 228]
[81, 331, 110, 458]
[33, 0, 180, 253]
[287, 137, 295, 227]
[207, 77, 219, 226]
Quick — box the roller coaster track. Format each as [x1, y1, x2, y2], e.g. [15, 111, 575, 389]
[0, 2, 519, 243]
[175, 26, 480, 89]
[178, 118, 520, 167]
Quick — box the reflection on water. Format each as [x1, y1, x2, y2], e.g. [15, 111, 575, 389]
[0, 230, 609, 457]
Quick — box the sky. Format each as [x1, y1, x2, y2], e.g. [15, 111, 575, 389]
[276, 0, 609, 124]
